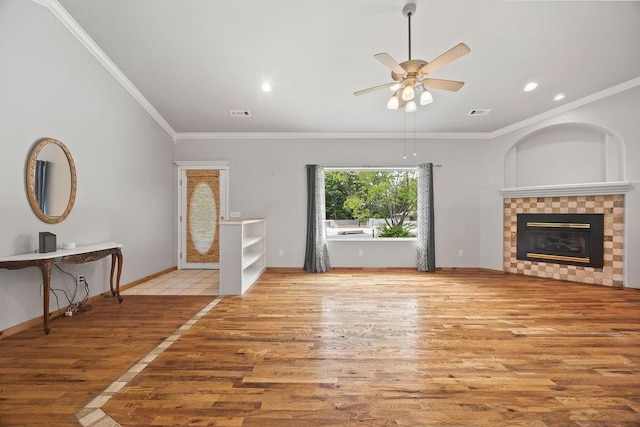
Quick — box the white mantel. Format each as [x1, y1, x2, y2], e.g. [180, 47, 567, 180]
[499, 181, 632, 199]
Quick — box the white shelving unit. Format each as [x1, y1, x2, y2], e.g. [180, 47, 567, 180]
[219, 218, 266, 295]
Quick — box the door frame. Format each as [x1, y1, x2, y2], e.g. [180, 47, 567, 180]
[174, 161, 230, 269]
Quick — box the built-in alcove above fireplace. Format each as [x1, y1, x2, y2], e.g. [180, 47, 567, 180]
[516, 213, 604, 268]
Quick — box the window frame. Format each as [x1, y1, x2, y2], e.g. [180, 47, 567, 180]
[324, 166, 418, 242]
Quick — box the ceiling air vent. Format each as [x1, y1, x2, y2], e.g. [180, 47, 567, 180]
[468, 109, 492, 116]
[229, 110, 251, 117]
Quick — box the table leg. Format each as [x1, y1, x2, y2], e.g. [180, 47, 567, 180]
[110, 249, 123, 303]
[110, 253, 116, 297]
[39, 259, 53, 335]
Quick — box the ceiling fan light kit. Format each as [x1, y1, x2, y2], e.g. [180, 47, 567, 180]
[401, 84, 415, 101]
[354, 2, 470, 113]
[420, 90, 433, 106]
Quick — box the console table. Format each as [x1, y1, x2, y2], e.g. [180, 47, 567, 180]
[0, 242, 123, 334]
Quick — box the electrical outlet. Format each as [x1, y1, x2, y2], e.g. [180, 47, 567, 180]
[77, 275, 85, 285]
[458, 249, 464, 257]
[278, 249, 284, 256]
[358, 249, 364, 257]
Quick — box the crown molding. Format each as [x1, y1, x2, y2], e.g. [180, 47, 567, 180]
[173, 75, 639, 141]
[500, 181, 632, 199]
[490, 76, 640, 138]
[34, 1, 639, 143]
[174, 132, 493, 141]
[31, 0, 53, 7]
[36, 0, 177, 140]
[173, 160, 230, 169]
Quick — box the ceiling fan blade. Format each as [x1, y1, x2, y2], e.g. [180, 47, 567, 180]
[374, 53, 407, 76]
[353, 82, 397, 96]
[421, 78, 465, 92]
[419, 43, 470, 76]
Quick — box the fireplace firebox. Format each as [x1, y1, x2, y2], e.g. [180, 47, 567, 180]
[516, 213, 604, 268]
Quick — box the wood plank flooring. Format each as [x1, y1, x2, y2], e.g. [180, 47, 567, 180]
[2, 269, 640, 426]
[0, 294, 214, 426]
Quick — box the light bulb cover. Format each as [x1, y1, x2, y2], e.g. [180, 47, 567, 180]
[387, 95, 400, 110]
[406, 100, 417, 113]
[420, 90, 433, 105]
[401, 85, 415, 101]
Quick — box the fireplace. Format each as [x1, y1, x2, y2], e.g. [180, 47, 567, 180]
[504, 195, 623, 287]
[517, 213, 604, 268]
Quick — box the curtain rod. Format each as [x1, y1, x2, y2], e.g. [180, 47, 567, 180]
[321, 164, 443, 169]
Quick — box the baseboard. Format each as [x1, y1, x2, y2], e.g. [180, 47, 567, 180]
[436, 267, 505, 274]
[0, 266, 177, 340]
[265, 267, 304, 273]
[0, 316, 43, 339]
[267, 266, 505, 273]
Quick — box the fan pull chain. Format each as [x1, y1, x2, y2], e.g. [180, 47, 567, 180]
[403, 112, 407, 159]
[413, 113, 417, 156]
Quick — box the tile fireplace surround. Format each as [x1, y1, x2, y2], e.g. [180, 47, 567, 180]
[504, 194, 624, 287]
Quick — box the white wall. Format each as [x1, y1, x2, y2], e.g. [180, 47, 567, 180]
[480, 85, 640, 288]
[176, 86, 640, 288]
[174, 138, 486, 269]
[0, 1, 176, 331]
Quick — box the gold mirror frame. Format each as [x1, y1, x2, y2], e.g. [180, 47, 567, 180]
[26, 138, 77, 224]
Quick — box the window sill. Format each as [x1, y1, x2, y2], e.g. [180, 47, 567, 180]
[327, 238, 417, 242]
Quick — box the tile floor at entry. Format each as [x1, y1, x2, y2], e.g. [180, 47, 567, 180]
[121, 269, 219, 296]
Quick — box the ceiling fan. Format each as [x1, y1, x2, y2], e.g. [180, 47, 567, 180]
[354, 2, 470, 112]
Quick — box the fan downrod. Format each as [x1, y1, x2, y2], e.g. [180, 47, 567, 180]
[402, 2, 417, 60]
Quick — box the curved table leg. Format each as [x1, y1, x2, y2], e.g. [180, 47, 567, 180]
[110, 249, 123, 303]
[39, 259, 54, 335]
[110, 253, 117, 297]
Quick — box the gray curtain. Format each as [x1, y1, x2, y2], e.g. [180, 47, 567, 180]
[417, 163, 435, 272]
[35, 160, 49, 215]
[304, 165, 331, 273]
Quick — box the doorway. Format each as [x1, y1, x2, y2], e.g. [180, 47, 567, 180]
[175, 161, 229, 269]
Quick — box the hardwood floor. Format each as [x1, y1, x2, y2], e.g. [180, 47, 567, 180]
[0, 294, 214, 426]
[1, 269, 639, 426]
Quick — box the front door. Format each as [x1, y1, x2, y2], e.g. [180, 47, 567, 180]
[179, 167, 227, 269]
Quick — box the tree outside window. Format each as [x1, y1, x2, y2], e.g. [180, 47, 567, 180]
[325, 169, 417, 239]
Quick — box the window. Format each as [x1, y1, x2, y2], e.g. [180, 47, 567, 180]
[324, 168, 417, 239]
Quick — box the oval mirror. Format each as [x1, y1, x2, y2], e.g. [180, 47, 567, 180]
[26, 138, 77, 224]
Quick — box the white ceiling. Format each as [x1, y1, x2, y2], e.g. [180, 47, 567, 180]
[56, 0, 640, 136]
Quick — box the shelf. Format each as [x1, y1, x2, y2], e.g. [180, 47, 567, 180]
[499, 181, 631, 198]
[242, 235, 265, 248]
[220, 218, 266, 295]
[242, 251, 265, 270]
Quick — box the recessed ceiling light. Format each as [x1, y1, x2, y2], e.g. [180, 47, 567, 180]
[523, 82, 538, 92]
[553, 93, 566, 101]
[261, 82, 272, 92]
